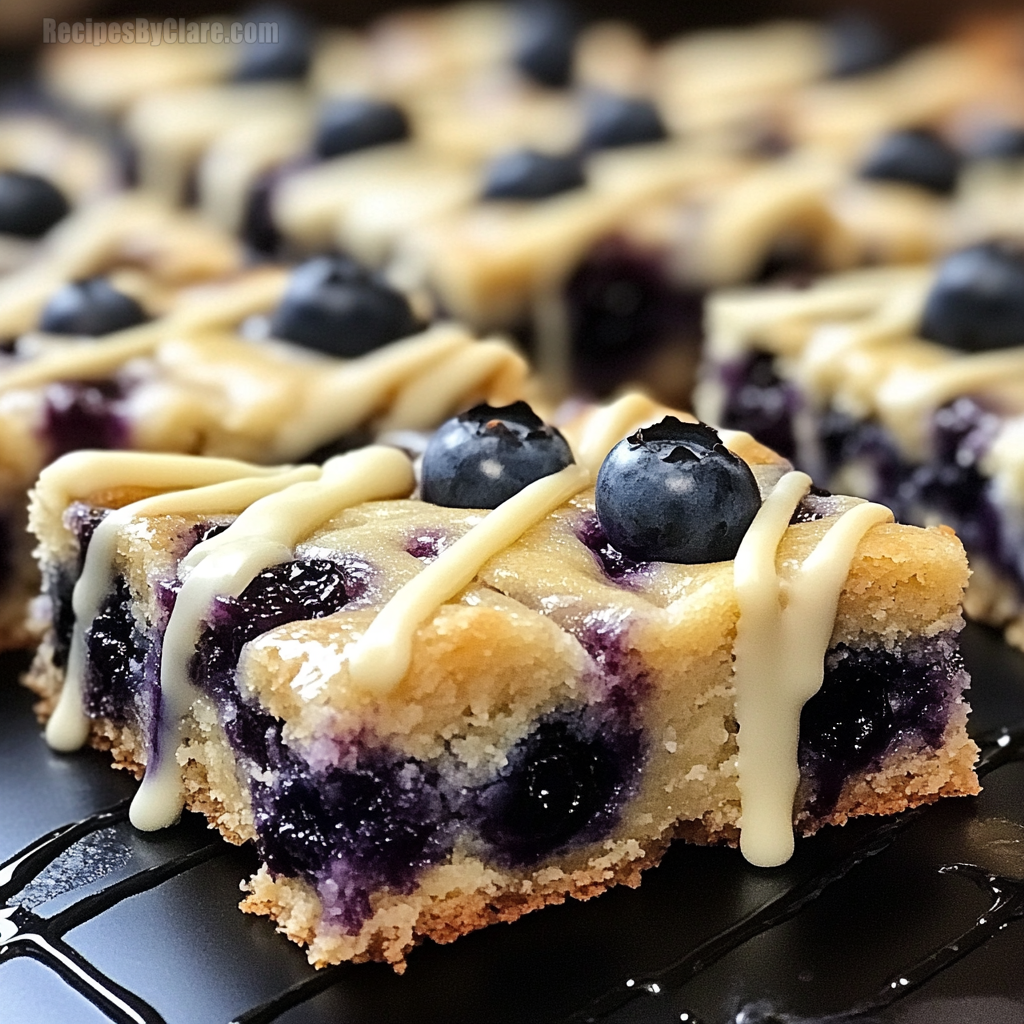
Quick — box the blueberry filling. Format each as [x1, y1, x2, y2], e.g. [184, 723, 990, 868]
[184, 556, 644, 928]
[476, 712, 643, 868]
[0, 170, 70, 238]
[405, 530, 450, 562]
[858, 128, 961, 195]
[575, 512, 648, 581]
[481, 148, 585, 201]
[715, 350, 799, 461]
[42, 380, 130, 461]
[596, 417, 762, 564]
[313, 98, 410, 161]
[564, 236, 703, 399]
[48, 504, 111, 669]
[799, 631, 968, 817]
[39, 278, 148, 337]
[82, 575, 149, 727]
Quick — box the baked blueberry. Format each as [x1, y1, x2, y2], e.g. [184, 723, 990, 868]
[858, 128, 961, 195]
[232, 5, 312, 81]
[420, 401, 575, 509]
[476, 716, 638, 867]
[920, 242, 1024, 352]
[513, 0, 578, 89]
[313, 98, 410, 160]
[269, 256, 419, 357]
[595, 417, 761, 564]
[481, 148, 585, 200]
[827, 11, 896, 78]
[0, 170, 70, 238]
[39, 278, 148, 336]
[966, 124, 1024, 161]
[581, 92, 668, 151]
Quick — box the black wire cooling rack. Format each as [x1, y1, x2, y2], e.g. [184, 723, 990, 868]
[2, 626, 1024, 1024]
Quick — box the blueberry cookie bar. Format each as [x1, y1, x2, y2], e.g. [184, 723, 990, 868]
[25, 394, 978, 970]
[699, 242, 1024, 648]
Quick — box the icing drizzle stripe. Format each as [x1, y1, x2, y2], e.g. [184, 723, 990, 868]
[733, 470, 893, 866]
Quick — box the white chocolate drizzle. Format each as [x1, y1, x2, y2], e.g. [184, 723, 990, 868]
[732, 470, 892, 867]
[134, 446, 415, 830]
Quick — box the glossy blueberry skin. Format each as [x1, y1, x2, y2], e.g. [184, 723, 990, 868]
[0, 170, 70, 238]
[827, 12, 896, 78]
[858, 128, 961, 195]
[967, 124, 1024, 161]
[313, 98, 410, 160]
[232, 5, 312, 81]
[420, 401, 575, 509]
[595, 417, 762, 564]
[513, 0, 578, 89]
[920, 242, 1024, 352]
[581, 93, 668, 151]
[39, 278, 148, 336]
[269, 255, 419, 358]
[481, 148, 585, 200]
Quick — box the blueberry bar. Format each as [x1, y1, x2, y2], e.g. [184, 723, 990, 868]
[25, 395, 978, 970]
[699, 242, 1024, 649]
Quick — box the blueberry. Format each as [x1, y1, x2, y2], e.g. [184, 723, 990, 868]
[420, 401, 575, 509]
[966, 124, 1024, 161]
[513, 0, 578, 89]
[313, 98, 410, 160]
[0, 170, 70, 238]
[481, 148, 585, 200]
[269, 255, 419, 357]
[477, 715, 640, 866]
[920, 242, 1024, 352]
[39, 278, 148, 336]
[858, 128, 961, 195]
[232, 5, 312, 82]
[595, 417, 761, 564]
[827, 11, 896, 78]
[581, 92, 668, 151]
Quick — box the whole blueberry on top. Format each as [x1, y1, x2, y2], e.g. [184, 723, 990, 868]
[420, 401, 575, 509]
[827, 12, 896, 78]
[857, 128, 961, 195]
[269, 255, 419, 357]
[513, 0, 579, 89]
[0, 170, 70, 238]
[313, 98, 410, 160]
[233, 5, 313, 82]
[966, 124, 1024, 162]
[920, 242, 1024, 352]
[595, 418, 761, 564]
[39, 278, 148, 336]
[581, 93, 668, 151]
[482, 148, 585, 200]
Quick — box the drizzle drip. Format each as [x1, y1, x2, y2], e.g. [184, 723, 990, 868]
[732, 471, 893, 866]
